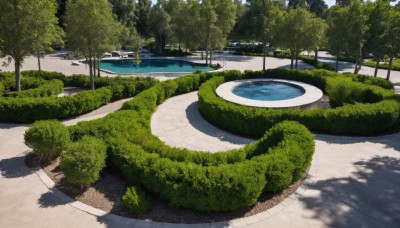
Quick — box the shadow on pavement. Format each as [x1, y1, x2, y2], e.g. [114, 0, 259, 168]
[0, 154, 37, 178]
[315, 132, 400, 153]
[299, 156, 400, 228]
[37, 190, 69, 208]
[185, 101, 253, 145]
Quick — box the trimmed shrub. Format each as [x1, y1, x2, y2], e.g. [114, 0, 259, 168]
[109, 121, 312, 211]
[24, 120, 70, 161]
[122, 186, 152, 214]
[0, 71, 157, 123]
[69, 71, 315, 211]
[197, 69, 400, 136]
[60, 136, 107, 187]
[5, 80, 63, 98]
[0, 82, 4, 96]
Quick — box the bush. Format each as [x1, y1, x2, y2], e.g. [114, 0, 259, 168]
[5, 80, 63, 98]
[122, 186, 152, 214]
[0, 71, 157, 122]
[60, 136, 107, 187]
[0, 82, 4, 96]
[198, 69, 400, 136]
[24, 120, 70, 161]
[69, 72, 315, 211]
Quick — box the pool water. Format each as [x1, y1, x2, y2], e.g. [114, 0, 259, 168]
[100, 59, 215, 74]
[232, 81, 305, 101]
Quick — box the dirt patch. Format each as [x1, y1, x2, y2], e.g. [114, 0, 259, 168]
[41, 158, 306, 224]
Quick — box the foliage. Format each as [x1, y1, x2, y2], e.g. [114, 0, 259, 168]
[0, 0, 62, 91]
[364, 59, 400, 72]
[5, 80, 63, 98]
[60, 136, 107, 187]
[198, 69, 400, 137]
[274, 7, 327, 69]
[0, 71, 157, 122]
[122, 186, 152, 214]
[68, 72, 314, 211]
[65, 0, 122, 89]
[24, 120, 70, 161]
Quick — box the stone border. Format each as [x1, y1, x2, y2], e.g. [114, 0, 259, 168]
[216, 79, 323, 108]
[35, 151, 319, 228]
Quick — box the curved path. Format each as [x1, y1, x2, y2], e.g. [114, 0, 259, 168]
[152, 92, 400, 228]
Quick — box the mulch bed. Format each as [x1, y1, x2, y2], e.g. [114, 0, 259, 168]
[25, 155, 306, 224]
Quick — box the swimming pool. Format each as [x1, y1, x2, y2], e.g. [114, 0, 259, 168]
[100, 59, 215, 74]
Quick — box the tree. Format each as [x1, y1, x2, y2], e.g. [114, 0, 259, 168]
[288, 0, 307, 9]
[307, 0, 328, 18]
[197, 0, 236, 65]
[65, 0, 122, 90]
[275, 7, 327, 69]
[326, 6, 349, 71]
[148, 1, 172, 53]
[385, 8, 400, 80]
[109, 0, 137, 28]
[136, 0, 152, 38]
[0, 0, 62, 92]
[247, 0, 283, 70]
[364, 0, 392, 77]
[172, 0, 201, 51]
[345, 0, 368, 74]
[305, 0, 328, 66]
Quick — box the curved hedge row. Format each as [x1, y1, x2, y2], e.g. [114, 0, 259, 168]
[0, 71, 157, 122]
[198, 69, 400, 137]
[5, 80, 63, 98]
[65, 71, 316, 211]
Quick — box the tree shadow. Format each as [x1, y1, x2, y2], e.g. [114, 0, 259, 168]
[37, 190, 70, 208]
[315, 132, 400, 153]
[0, 153, 38, 178]
[185, 101, 253, 145]
[0, 123, 29, 129]
[299, 156, 400, 227]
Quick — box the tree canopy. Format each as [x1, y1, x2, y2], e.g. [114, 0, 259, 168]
[0, 0, 62, 91]
[65, 0, 122, 89]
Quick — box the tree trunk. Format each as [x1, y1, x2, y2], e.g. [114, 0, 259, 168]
[97, 59, 101, 77]
[295, 50, 298, 69]
[37, 53, 42, 72]
[205, 48, 209, 65]
[336, 57, 339, 72]
[210, 51, 212, 65]
[314, 49, 318, 67]
[88, 56, 95, 90]
[93, 56, 97, 78]
[374, 59, 380, 77]
[290, 51, 294, 69]
[262, 41, 266, 71]
[354, 58, 359, 74]
[201, 51, 203, 60]
[15, 59, 21, 92]
[386, 56, 393, 80]
[159, 33, 162, 53]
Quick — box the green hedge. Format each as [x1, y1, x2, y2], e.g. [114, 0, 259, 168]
[198, 69, 400, 137]
[364, 59, 400, 71]
[5, 80, 63, 98]
[0, 82, 4, 96]
[108, 121, 313, 211]
[0, 71, 157, 122]
[67, 72, 315, 211]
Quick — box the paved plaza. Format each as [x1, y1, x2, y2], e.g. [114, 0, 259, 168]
[0, 54, 400, 227]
